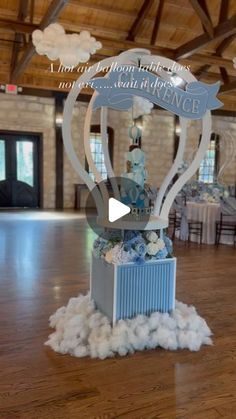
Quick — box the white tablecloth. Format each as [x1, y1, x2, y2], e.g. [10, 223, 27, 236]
[186, 201, 234, 245]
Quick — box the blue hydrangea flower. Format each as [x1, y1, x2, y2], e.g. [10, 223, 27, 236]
[135, 242, 147, 257]
[124, 230, 140, 242]
[132, 255, 145, 265]
[163, 235, 173, 255]
[156, 247, 168, 259]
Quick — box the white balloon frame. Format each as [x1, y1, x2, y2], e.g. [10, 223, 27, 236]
[62, 48, 212, 230]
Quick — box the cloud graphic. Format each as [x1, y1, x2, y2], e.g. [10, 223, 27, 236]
[32, 23, 102, 67]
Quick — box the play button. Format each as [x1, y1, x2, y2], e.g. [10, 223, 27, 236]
[108, 198, 130, 222]
[85, 177, 151, 236]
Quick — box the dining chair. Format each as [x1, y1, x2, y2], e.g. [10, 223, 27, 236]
[169, 196, 203, 244]
[215, 200, 236, 246]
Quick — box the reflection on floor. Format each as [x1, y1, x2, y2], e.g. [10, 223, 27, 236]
[0, 210, 236, 418]
[0, 209, 86, 221]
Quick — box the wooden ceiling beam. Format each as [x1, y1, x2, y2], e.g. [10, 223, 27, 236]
[218, 0, 229, 24]
[196, 3, 234, 83]
[189, 0, 213, 38]
[0, 17, 128, 39]
[215, 33, 236, 56]
[151, 0, 165, 45]
[182, 53, 233, 69]
[0, 18, 35, 33]
[219, 80, 236, 94]
[220, 67, 229, 84]
[70, 0, 136, 19]
[194, 64, 211, 77]
[127, 0, 154, 41]
[29, 0, 35, 24]
[175, 14, 236, 59]
[11, 0, 68, 82]
[0, 19, 234, 76]
[216, 0, 230, 89]
[10, 0, 29, 81]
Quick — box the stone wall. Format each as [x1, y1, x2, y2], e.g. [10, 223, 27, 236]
[0, 92, 235, 209]
[0, 93, 55, 208]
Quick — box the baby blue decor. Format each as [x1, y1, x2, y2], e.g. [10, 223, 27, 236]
[62, 48, 223, 329]
[91, 254, 176, 325]
[121, 148, 148, 209]
[89, 66, 222, 120]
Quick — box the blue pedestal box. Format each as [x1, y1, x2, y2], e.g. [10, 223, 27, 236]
[90, 254, 176, 325]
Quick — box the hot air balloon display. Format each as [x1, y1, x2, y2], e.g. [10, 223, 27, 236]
[62, 48, 223, 325]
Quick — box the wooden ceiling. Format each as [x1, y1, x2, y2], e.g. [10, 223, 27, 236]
[0, 0, 236, 110]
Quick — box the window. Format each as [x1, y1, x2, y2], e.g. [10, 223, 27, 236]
[16, 141, 34, 186]
[198, 133, 219, 184]
[0, 140, 6, 181]
[86, 126, 114, 182]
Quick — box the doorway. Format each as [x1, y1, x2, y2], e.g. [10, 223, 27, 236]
[0, 132, 41, 208]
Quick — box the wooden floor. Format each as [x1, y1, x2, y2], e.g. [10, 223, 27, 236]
[0, 211, 236, 419]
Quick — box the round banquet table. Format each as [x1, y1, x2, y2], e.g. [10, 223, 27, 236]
[186, 201, 234, 245]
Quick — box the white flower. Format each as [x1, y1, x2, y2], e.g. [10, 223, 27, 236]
[146, 231, 158, 243]
[156, 239, 165, 251]
[147, 242, 159, 256]
[104, 244, 133, 264]
[104, 248, 114, 264]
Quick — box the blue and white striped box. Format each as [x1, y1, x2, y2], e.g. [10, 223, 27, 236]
[90, 254, 176, 325]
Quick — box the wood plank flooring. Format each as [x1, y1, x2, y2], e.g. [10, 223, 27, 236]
[0, 210, 236, 419]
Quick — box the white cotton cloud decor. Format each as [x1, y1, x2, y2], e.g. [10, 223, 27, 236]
[32, 23, 102, 67]
[133, 96, 154, 119]
[45, 294, 212, 359]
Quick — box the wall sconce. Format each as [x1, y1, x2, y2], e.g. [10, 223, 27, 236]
[175, 124, 181, 135]
[55, 113, 63, 126]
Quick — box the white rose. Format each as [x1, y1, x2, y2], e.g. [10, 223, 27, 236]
[147, 242, 159, 256]
[156, 239, 165, 251]
[146, 231, 158, 243]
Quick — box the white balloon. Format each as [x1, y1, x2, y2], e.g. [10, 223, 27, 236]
[81, 40, 92, 52]
[60, 52, 78, 67]
[35, 44, 46, 55]
[44, 26, 58, 40]
[32, 29, 43, 44]
[95, 41, 102, 50]
[79, 51, 90, 63]
[47, 48, 59, 60]
[33, 24, 102, 66]
[49, 23, 65, 35]
[79, 30, 91, 40]
[57, 34, 68, 50]
[69, 34, 80, 47]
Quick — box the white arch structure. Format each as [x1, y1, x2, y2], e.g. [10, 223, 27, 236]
[62, 49, 212, 230]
